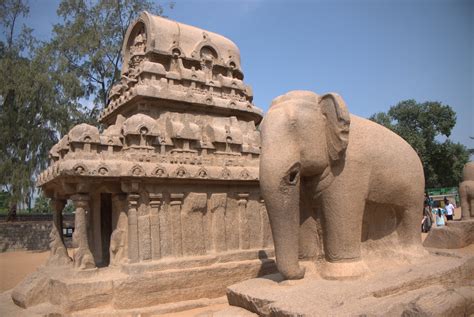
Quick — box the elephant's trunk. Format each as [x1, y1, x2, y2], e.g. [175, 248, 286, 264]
[260, 165, 305, 280]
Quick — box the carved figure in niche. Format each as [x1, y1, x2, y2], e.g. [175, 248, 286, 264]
[175, 166, 187, 177]
[110, 228, 126, 266]
[98, 167, 108, 176]
[197, 168, 208, 178]
[260, 90, 425, 280]
[130, 28, 146, 56]
[460, 161, 474, 219]
[155, 167, 167, 177]
[227, 61, 236, 78]
[127, 28, 147, 78]
[221, 167, 232, 179]
[170, 48, 183, 73]
[47, 226, 72, 266]
[74, 165, 87, 175]
[240, 169, 250, 180]
[131, 165, 144, 176]
[200, 45, 217, 81]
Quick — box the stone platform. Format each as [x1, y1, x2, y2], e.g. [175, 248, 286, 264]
[226, 246, 474, 316]
[424, 219, 474, 249]
[10, 249, 275, 315]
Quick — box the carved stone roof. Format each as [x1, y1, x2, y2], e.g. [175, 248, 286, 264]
[99, 13, 262, 126]
[121, 12, 243, 76]
[38, 13, 263, 192]
[68, 124, 100, 143]
[122, 114, 160, 136]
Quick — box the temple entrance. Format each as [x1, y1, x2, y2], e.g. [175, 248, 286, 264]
[100, 193, 112, 267]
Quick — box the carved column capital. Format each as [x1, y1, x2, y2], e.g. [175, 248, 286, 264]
[127, 193, 140, 208]
[237, 193, 249, 206]
[71, 194, 90, 208]
[170, 193, 184, 206]
[149, 193, 163, 208]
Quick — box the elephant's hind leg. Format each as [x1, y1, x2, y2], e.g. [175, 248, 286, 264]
[396, 202, 427, 258]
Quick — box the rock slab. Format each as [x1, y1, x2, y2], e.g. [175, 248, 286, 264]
[424, 219, 474, 249]
[226, 246, 474, 316]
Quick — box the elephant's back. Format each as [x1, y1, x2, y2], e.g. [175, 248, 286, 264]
[348, 115, 424, 202]
[463, 162, 474, 181]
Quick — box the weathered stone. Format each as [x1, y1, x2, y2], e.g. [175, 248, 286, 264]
[11, 12, 274, 315]
[460, 161, 474, 219]
[208, 193, 228, 252]
[71, 194, 95, 270]
[226, 247, 474, 316]
[182, 193, 208, 256]
[47, 226, 72, 266]
[260, 90, 425, 280]
[11, 270, 49, 308]
[423, 219, 474, 249]
[212, 305, 258, 317]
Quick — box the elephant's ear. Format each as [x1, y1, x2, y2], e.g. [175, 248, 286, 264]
[320, 93, 351, 162]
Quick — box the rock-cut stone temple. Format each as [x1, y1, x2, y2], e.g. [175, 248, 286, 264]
[12, 12, 275, 313]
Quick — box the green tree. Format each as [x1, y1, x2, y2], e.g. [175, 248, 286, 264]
[0, 0, 82, 220]
[370, 100, 470, 188]
[50, 0, 173, 120]
[32, 192, 52, 214]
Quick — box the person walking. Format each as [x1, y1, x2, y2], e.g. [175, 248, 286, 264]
[444, 197, 455, 221]
[422, 192, 433, 232]
[435, 208, 447, 227]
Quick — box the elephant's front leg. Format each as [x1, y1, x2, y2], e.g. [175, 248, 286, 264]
[460, 181, 473, 220]
[320, 183, 369, 280]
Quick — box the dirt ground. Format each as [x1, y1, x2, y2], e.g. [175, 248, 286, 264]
[0, 250, 49, 292]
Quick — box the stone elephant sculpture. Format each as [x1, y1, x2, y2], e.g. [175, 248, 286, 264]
[460, 161, 474, 219]
[260, 90, 425, 280]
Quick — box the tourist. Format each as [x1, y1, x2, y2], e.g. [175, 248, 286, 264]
[422, 193, 433, 232]
[435, 208, 446, 227]
[444, 197, 455, 221]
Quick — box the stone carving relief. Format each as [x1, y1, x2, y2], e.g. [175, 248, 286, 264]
[152, 165, 168, 177]
[47, 226, 72, 266]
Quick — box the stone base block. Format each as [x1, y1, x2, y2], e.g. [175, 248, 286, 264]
[8, 249, 276, 315]
[424, 219, 474, 249]
[226, 246, 474, 316]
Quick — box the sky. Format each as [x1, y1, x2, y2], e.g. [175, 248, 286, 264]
[8, 0, 474, 150]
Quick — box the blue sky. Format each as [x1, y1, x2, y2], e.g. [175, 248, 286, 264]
[9, 0, 474, 150]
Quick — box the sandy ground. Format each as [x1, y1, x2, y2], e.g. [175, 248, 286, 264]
[0, 250, 49, 292]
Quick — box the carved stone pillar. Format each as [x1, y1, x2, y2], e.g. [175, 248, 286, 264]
[170, 193, 184, 257]
[138, 201, 152, 261]
[50, 199, 66, 243]
[71, 194, 95, 269]
[110, 194, 127, 266]
[209, 193, 227, 252]
[47, 198, 71, 266]
[238, 193, 250, 250]
[149, 193, 162, 260]
[127, 193, 140, 263]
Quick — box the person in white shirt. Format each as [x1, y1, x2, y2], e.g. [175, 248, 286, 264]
[444, 197, 455, 221]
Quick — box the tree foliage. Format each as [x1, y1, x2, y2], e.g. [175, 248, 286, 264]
[50, 0, 173, 119]
[1, 0, 172, 218]
[370, 100, 470, 188]
[0, 0, 84, 218]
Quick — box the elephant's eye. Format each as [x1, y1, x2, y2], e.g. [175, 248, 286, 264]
[286, 164, 300, 185]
